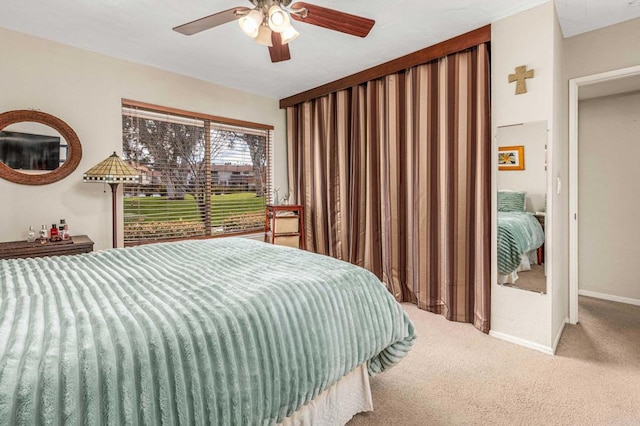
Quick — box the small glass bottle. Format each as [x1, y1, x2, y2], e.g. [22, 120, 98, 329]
[39, 225, 48, 240]
[27, 226, 36, 242]
[50, 224, 59, 241]
[60, 219, 70, 240]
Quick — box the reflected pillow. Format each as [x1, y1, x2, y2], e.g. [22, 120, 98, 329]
[498, 191, 526, 212]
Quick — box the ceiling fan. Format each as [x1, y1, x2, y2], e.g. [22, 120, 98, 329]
[173, 0, 375, 63]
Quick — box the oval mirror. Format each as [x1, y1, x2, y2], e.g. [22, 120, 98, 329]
[0, 110, 82, 185]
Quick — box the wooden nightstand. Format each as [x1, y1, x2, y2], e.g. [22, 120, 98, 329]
[265, 205, 305, 250]
[0, 235, 94, 260]
[534, 213, 545, 264]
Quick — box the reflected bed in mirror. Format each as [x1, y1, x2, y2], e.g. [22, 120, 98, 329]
[497, 190, 545, 292]
[0, 110, 81, 185]
[497, 121, 548, 294]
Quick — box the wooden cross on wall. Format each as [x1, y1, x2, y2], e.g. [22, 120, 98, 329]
[508, 65, 534, 95]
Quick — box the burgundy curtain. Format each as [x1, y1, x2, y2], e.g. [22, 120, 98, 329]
[287, 44, 490, 332]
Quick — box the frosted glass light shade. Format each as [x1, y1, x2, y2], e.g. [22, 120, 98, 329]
[239, 9, 263, 38]
[255, 25, 273, 46]
[281, 24, 300, 44]
[268, 5, 290, 33]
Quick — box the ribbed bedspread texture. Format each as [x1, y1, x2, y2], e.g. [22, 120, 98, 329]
[497, 212, 545, 275]
[0, 238, 415, 425]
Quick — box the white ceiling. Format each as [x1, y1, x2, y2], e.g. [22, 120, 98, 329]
[555, 0, 640, 37]
[0, 0, 638, 100]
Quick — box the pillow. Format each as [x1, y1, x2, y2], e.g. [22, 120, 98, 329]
[498, 191, 526, 212]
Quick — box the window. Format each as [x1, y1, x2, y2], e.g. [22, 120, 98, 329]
[121, 100, 273, 245]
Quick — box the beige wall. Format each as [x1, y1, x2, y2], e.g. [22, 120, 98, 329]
[0, 28, 287, 250]
[578, 91, 640, 301]
[563, 16, 640, 310]
[565, 17, 640, 81]
[492, 6, 640, 352]
[491, 2, 556, 351]
[551, 4, 568, 349]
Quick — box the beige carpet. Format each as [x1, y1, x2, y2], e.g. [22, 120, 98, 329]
[349, 296, 640, 425]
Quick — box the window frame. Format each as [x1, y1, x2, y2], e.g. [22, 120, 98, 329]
[121, 99, 274, 246]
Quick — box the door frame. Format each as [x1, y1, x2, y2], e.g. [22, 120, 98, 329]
[568, 64, 640, 324]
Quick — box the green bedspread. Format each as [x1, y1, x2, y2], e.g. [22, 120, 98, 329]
[497, 212, 545, 275]
[0, 238, 415, 425]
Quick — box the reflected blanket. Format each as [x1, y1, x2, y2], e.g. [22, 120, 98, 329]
[0, 238, 415, 425]
[497, 212, 545, 275]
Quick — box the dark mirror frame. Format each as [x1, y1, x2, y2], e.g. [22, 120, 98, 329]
[0, 110, 82, 185]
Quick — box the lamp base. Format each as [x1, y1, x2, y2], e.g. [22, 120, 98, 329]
[109, 183, 119, 249]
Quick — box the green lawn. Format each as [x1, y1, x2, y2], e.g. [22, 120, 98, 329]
[124, 192, 266, 226]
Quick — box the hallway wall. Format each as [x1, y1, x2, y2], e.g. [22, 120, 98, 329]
[578, 91, 640, 302]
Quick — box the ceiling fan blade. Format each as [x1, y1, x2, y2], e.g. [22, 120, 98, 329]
[269, 32, 291, 63]
[173, 7, 250, 35]
[290, 2, 375, 38]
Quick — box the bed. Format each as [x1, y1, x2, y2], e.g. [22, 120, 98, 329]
[497, 191, 545, 283]
[0, 238, 415, 425]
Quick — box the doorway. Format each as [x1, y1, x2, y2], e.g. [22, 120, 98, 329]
[568, 64, 640, 324]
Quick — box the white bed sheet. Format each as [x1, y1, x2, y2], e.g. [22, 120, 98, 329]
[498, 250, 538, 284]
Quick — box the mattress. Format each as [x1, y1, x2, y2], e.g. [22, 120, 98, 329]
[0, 238, 415, 425]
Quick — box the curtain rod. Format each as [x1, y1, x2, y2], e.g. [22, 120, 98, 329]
[279, 24, 491, 109]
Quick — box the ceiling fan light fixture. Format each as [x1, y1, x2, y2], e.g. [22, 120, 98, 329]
[239, 9, 263, 38]
[255, 24, 273, 47]
[281, 23, 300, 44]
[173, 1, 376, 63]
[268, 5, 290, 33]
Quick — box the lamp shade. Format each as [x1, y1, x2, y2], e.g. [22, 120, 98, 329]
[239, 9, 263, 38]
[83, 152, 141, 184]
[255, 24, 273, 46]
[268, 5, 290, 33]
[281, 24, 300, 44]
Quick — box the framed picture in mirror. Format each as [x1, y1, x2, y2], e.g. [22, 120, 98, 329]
[498, 145, 525, 171]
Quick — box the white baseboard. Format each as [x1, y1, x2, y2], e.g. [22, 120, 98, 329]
[552, 317, 568, 354]
[578, 290, 640, 307]
[489, 330, 554, 355]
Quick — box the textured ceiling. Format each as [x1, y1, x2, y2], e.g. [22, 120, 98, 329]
[555, 0, 640, 37]
[0, 0, 638, 99]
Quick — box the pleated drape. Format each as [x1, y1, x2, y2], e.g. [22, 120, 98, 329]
[287, 44, 490, 333]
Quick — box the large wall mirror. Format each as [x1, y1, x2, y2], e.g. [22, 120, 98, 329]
[0, 110, 82, 185]
[497, 121, 548, 293]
